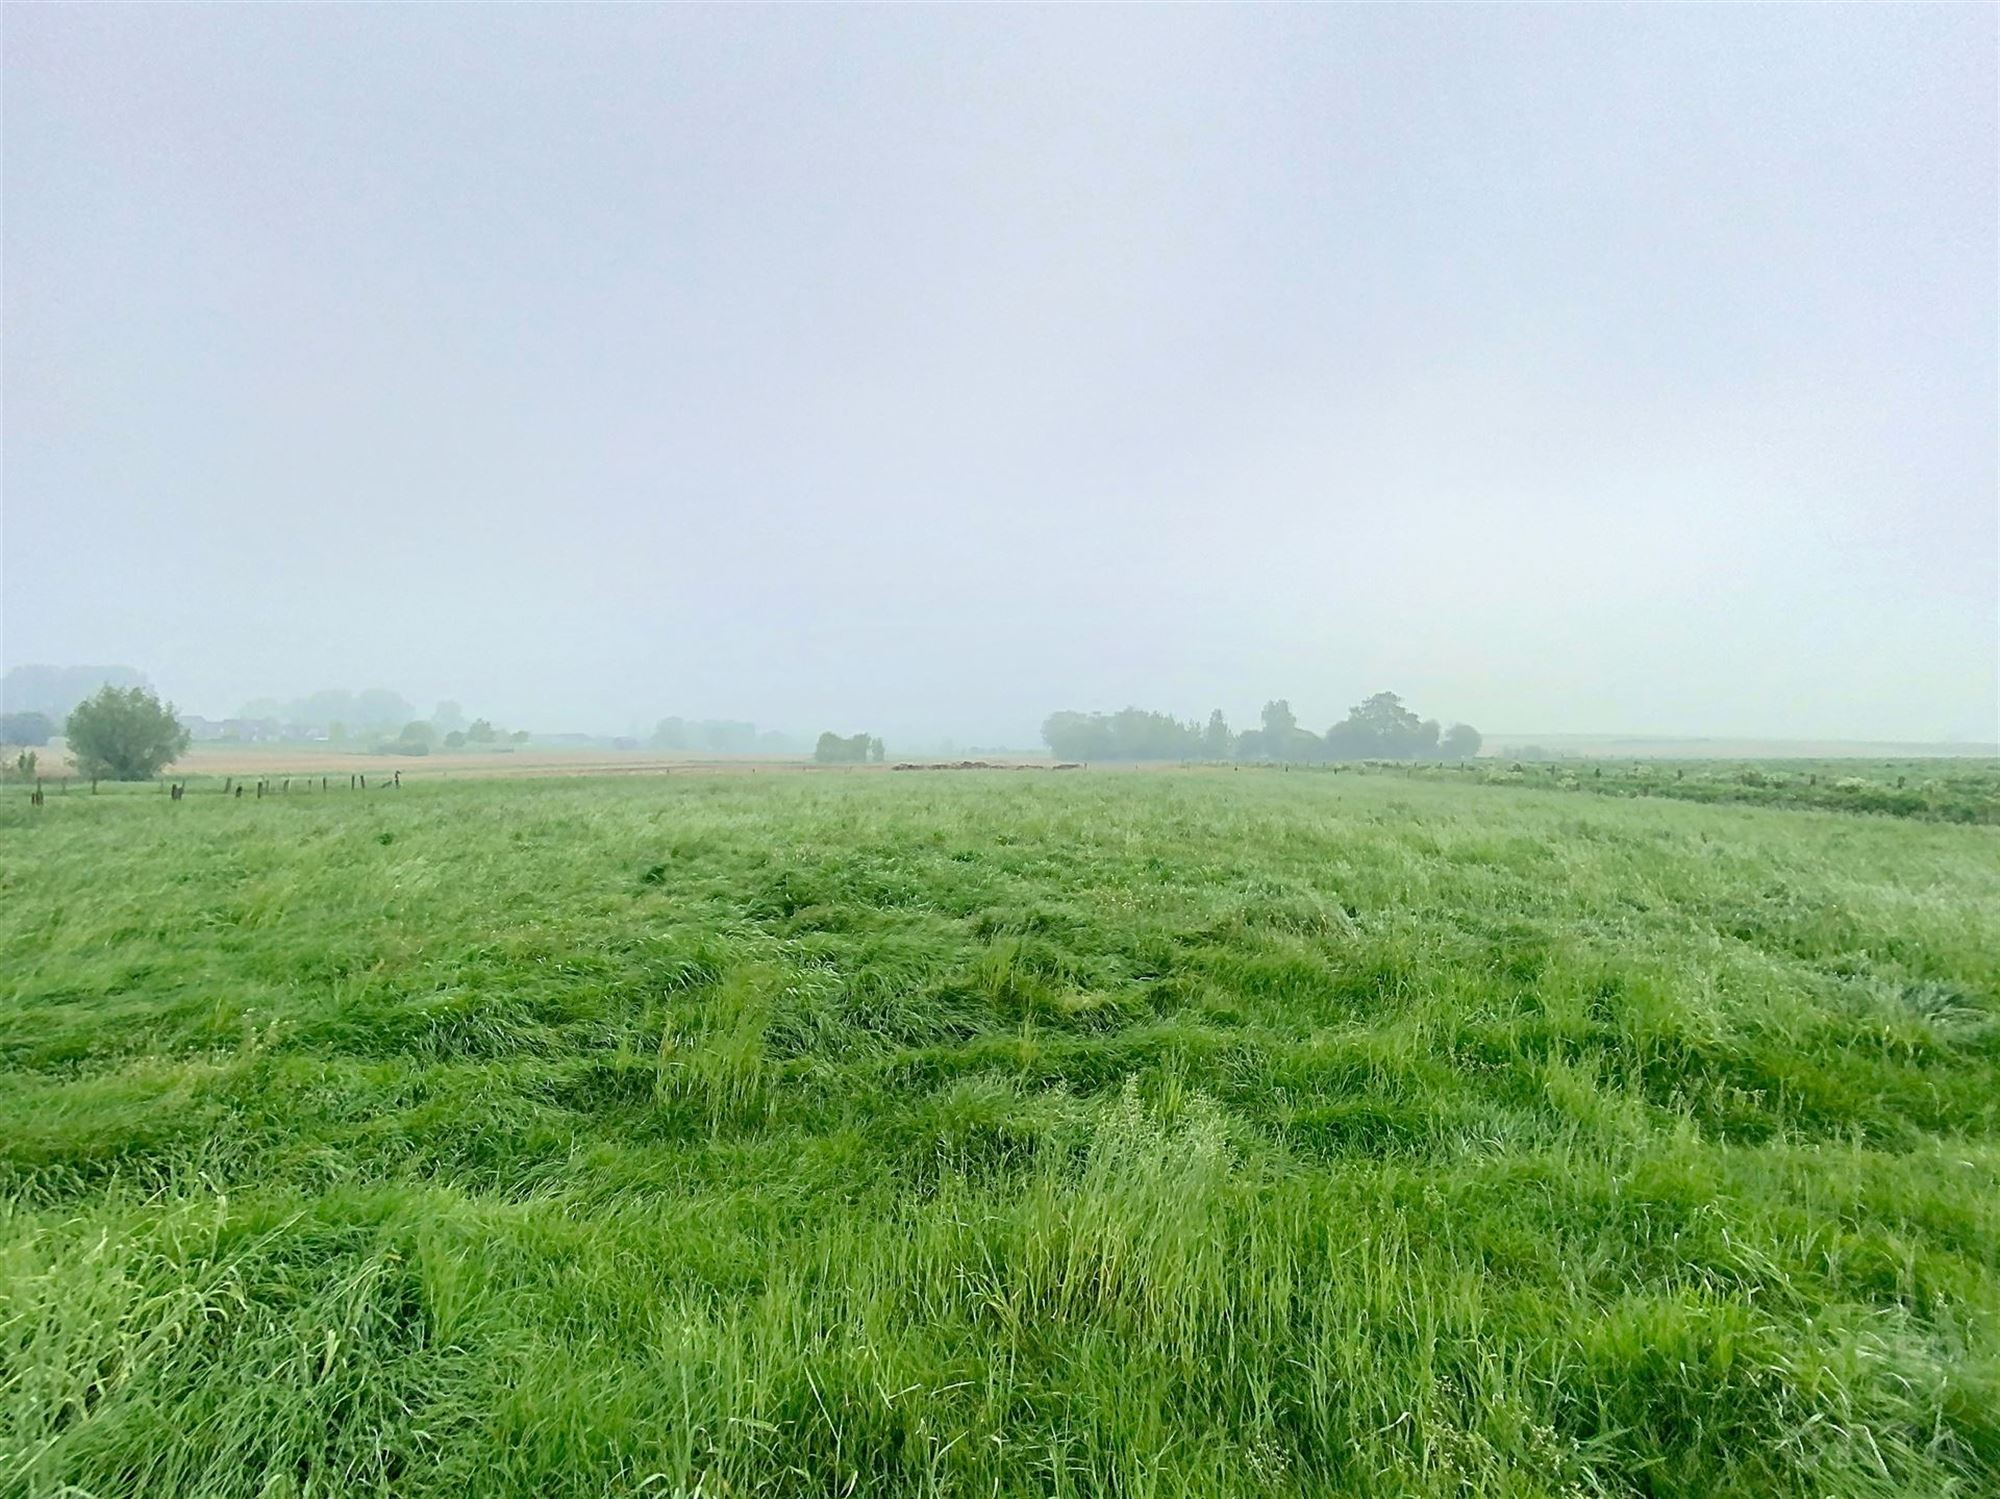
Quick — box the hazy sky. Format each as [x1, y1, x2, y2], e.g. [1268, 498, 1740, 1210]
[4, 5, 1995, 744]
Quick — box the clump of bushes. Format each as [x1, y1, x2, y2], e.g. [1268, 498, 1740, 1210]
[815, 732, 884, 764]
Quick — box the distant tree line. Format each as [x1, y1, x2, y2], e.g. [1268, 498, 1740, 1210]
[236, 688, 420, 733]
[1042, 693, 1481, 763]
[1039, 709, 1218, 763]
[172, 690, 518, 749]
[199, 693, 530, 752]
[651, 718, 804, 755]
[0, 711, 55, 747]
[382, 716, 528, 756]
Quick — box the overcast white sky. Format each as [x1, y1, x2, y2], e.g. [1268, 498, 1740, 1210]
[4, 5, 1995, 744]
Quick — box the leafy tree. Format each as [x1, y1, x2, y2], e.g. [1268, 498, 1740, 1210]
[1239, 699, 1320, 761]
[1440, 723, 1483, 760]
[868, 736, 886, 763]
[297, 690, 357, 730]
[432, 700, 467, 733]
[1042, 711, 1109, 761]
[444, 729, 468, 749]
[397, 720, 436, 753]
[0, 710, 54, 746]
[353, 689, 415, 729]
[1324, 691, 1429, 760]
[65, 686, 190, 780]
[1203, 710, 1232, 759]
[466, 718, 498, 744]
[815, 731, 875, 764]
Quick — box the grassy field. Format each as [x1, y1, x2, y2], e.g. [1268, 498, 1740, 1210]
[2, 770, 1996, 1497]
[1382, 757, 2000, 825]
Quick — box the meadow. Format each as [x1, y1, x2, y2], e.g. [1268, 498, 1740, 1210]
[2, 768, 1996, 1497]
[1402, 757, 2000, 825]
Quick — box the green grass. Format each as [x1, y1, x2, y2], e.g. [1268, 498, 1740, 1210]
[2, 770, 1996, 1497]
[1389, 756, 2000, 824]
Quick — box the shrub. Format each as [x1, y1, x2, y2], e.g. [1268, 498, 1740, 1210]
[815, 731, 877, 764]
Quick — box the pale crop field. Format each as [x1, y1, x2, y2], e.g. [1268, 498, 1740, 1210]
[2, 770, 1995, 1497]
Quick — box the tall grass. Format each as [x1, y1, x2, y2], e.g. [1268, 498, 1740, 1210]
[1387, 756, 2000, 824]
[2, 771, 1995, 1496]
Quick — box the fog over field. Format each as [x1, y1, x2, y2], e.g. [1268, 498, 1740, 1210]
[3, 5, 1995, 745]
